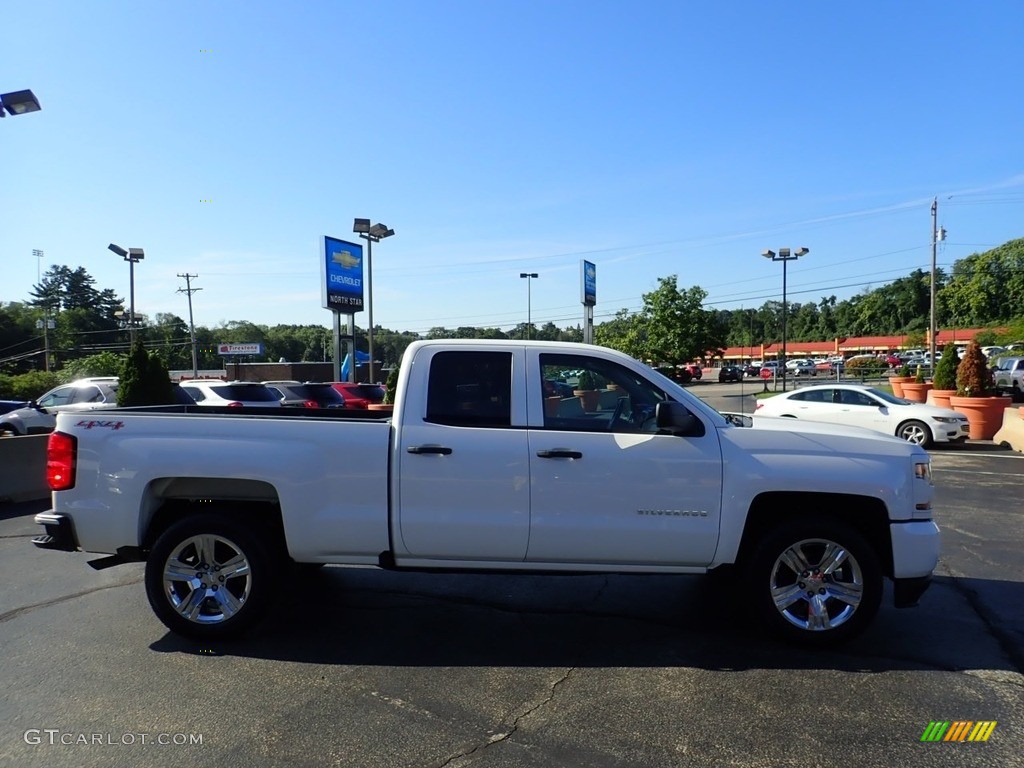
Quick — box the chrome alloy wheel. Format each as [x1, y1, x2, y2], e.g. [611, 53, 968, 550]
[769, 538, 864, 631]
[161, 534, 252, 625]
[897, 420, 931, 446]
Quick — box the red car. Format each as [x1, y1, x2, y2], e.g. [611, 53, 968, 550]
[330, 382, 385, 409]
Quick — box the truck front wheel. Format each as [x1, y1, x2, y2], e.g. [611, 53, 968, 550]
[747, 519, 882, 646]
[145, 515, 278, 640]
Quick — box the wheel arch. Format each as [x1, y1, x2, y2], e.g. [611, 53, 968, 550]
[140, 477, 285, 554]
[735, 492, 894, 578]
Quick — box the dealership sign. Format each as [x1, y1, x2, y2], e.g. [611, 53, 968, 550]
[217, 343, 263, 356]
[321, 236, 364, 312]
[581, 259, 596, 306]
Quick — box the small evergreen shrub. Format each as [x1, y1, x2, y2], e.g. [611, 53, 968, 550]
[955, 341, 995, 397]
[932, 345, 958, 390]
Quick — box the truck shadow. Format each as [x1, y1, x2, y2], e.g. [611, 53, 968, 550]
[150, 569, 1023, 674]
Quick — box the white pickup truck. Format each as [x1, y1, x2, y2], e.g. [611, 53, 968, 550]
[34, 340, 940, 646]
[993, 356, 1024, 400]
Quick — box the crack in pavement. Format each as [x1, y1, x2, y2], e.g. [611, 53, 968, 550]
[433, 667, 576, 768]
[0, 577, 143, 624]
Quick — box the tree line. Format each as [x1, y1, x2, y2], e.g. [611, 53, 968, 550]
[2, 238, 1023, 391]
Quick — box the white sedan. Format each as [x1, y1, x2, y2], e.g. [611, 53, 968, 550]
[753, 383, 969, 448]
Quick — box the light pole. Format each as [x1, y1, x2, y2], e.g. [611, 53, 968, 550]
[109, 244, 145, 347]
[761, 247, 809, 392]
[1, 89, 41, 118]
[520, 273, 538, 339]
[32, 249, 53, 371]
[353, 218, 395, 383]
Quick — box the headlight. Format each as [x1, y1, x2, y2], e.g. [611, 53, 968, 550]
[914, 461, 933, 483]
[932, 416, 963, 423]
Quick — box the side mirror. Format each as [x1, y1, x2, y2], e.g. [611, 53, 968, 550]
[655, 401, 705, 437]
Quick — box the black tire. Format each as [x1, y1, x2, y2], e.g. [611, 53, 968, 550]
[896, 419, 933, 448]
[745, 518, 882, 646]
[145, 514, 279, 640]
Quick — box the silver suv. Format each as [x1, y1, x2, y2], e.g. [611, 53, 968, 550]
[0, 378, 120, 436]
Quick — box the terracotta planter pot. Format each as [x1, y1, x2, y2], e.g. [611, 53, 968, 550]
[926, 389, 957, 409]
[949, 395, 1013, 440]
[888, 376, 914, 398]
[544, 396, 561, 418]
[900, 382, 933, 403]
[574, 389, 600, 412]
[366, 403, 394, 414]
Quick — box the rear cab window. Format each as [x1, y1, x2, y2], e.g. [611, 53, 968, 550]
[425, 351, 513, 428]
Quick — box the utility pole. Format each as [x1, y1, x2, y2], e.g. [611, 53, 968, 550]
[177, 273, 202, 378]
[33, 249, 52, 371]
[929, 199, 947, 370]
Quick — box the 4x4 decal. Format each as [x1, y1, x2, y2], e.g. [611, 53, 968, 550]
[75, 420, 125, 430]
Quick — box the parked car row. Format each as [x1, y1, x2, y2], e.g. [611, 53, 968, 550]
[0, 377, 387, 436]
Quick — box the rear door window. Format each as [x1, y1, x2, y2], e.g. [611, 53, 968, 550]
[425, 351, 512, 428]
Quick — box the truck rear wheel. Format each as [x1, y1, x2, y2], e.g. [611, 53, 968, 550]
[746, 519, 882, 646]
[145, 514, 278, 640]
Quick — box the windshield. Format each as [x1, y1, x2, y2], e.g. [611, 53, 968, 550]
[865, 387, 911, 405]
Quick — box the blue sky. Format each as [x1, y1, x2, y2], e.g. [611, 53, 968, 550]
[4, 1, 1024, 336]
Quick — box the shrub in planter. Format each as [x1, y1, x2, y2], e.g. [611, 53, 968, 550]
[956, 342, 995, 397]
[951, 341, 1012, 439]
[932, 345, 959, 391]
[382, 365, 400, 405]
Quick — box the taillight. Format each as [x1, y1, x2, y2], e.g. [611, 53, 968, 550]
[47, 431, 77, 491]
[303, 400, 318, 408]
[227, 402, 244, 408]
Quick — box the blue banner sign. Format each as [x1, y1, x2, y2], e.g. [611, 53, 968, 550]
[581, 259, 596, 306]
[321, 236, 364, 312]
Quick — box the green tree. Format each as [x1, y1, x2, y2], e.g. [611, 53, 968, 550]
[59, 352, 126, 382]
[0, 371, 61, 400]
[118, 342, 175, 406]
[940, 239, 1024, 326]
[628, 276, 723, 366]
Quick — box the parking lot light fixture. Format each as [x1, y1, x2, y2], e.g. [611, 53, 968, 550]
[353, 218, 395, 384]
[519, 273, 539, 339]
[1, 89, 41, 117]
[761, 247, 809, 392]
[109, 243, 145, 347]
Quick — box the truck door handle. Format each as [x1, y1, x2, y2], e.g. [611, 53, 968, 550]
[407, 445, 453, 455]
[536, 449, 583, 459]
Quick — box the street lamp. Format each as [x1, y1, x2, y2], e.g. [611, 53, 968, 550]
[1, 89, 41, 117]
[761, 247, 809, 392]
[353, 218, 395, 384]
[109, 243, 145, 347]
[519, 273, 538, 339]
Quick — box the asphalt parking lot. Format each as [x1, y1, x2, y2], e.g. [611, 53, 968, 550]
[1, 414, 1021, 767]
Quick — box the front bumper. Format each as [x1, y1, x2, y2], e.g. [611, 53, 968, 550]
[32, 512, 79, 552]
